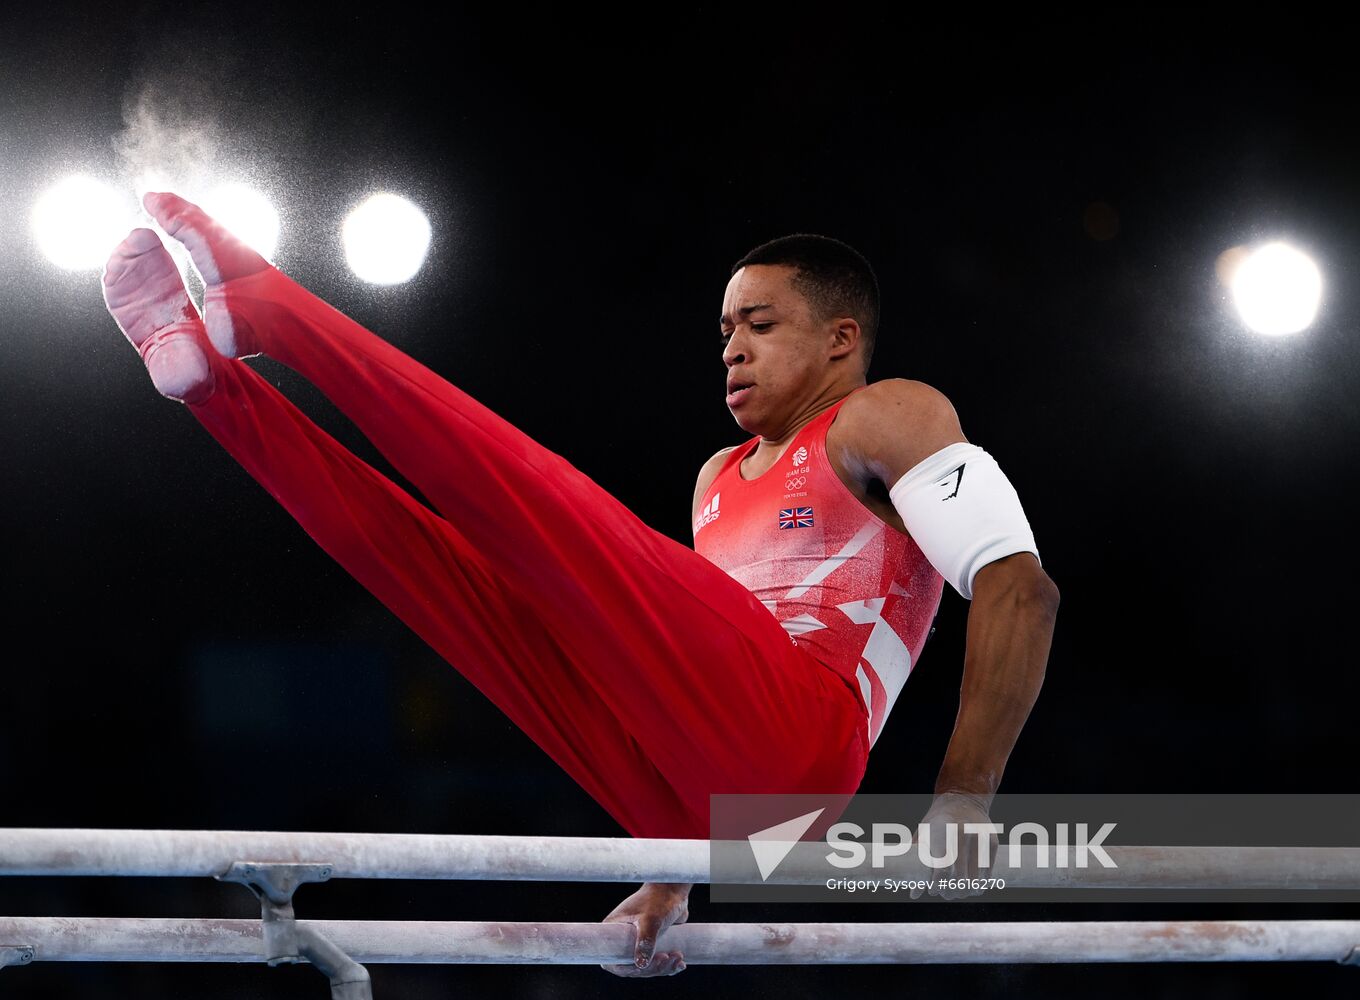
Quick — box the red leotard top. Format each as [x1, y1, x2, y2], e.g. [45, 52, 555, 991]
[692, 386, 945, 748]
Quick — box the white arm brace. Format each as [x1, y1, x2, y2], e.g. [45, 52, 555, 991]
[887, 441, 1041, 601]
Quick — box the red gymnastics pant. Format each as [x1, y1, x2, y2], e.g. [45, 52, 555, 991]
[184, 267, 869, 839]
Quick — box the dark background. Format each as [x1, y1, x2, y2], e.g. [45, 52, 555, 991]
[2, 5, 1357, 997]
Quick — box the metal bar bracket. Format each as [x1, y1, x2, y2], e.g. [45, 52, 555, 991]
[0, 946, 34, 969]
[218, 862, 371, 999]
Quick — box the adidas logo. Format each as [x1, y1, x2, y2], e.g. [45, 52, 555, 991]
[694, 492, 721, 533]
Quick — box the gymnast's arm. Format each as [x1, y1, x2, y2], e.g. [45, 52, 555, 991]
[908, 544, 1056, 901]
[598, 448, 735, 978]
[936, 551, 1057, 803]
[841, 379, 1059, 805]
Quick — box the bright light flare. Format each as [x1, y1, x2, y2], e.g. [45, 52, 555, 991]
[32, 175, 135, 271]
[1228, 242, 1322, 336]
[201, 183, 280, 261]
[342, 193, 432, 285]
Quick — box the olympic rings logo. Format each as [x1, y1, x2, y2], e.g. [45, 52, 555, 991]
[785, 476, 807, 490]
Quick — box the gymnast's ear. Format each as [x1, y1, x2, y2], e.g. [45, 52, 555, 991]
[822, 313, 861, 362]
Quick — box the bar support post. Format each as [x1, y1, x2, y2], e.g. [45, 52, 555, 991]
[219, 862, 372, 999]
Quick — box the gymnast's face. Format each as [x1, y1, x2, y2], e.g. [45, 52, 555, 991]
[720, 264, 842, 434]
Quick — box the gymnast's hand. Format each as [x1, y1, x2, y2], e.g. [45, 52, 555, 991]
[600, 881, 691, 977]
[911, 790, 999, 901]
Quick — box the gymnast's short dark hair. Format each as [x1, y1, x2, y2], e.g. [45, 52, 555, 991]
[731, 234, 880, 376]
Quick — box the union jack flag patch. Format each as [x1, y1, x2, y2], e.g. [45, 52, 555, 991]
[779, 506, 814, 529]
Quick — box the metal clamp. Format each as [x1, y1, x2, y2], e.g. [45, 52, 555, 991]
[0, 946, 34, 969]
[218, 862, 371, 999]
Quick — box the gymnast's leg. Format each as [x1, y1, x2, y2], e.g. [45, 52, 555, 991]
[135, 195, 869, 822]
[102, 228, 702, 838]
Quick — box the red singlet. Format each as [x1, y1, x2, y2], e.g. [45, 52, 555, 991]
[693, 387, 945, 747]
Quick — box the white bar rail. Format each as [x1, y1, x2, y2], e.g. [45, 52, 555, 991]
[2, 829, 1358, 887]
[2, 917, 1358, 965]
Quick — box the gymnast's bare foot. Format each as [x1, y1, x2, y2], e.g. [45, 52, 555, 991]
[142, 191, 269, 360]
[102, 228, 215, 405]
